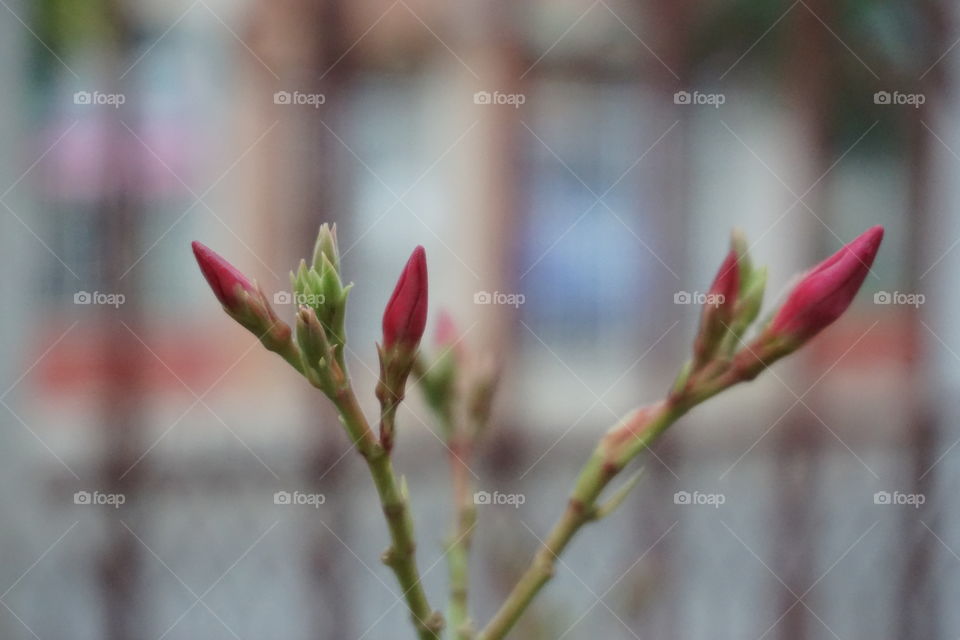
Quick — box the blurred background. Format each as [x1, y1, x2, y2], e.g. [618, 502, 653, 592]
[0, 0, 956, 638]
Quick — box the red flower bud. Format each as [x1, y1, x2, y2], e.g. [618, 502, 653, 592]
[709, 249, 740, 311]
[693, 248, 740, 367]
[191, 241, 256, 311]
[770, 225, 884, 341]
[382, 246, 428, 349]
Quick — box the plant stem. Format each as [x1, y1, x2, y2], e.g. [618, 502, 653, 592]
[446, 436, 477, 639]
[332, 387, 380, 454]
[368, 452, 442, 639]
[477, 403, 684, 640]
[332, 387, 442, 640]
[377, 394, 401, 453]
[478, 346, 772, 639]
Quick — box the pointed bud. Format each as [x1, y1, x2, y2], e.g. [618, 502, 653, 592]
[296, 305, 343, 392]
[312, 223, 340, 273]
[376, 246, 429, 452]
[737, 266, 767, 326]
[291, 226, 353, 362]
[693, 248, 739, 368]
[292, 258, 309, 290]
[711, 247, 741, 310]
[296, 306, 328, 367]
[769, 226, 883, 342]
[192, 241, 256, 312]
[382, 246, 428, 350]
[192, 241, 299, 368]
[730, 228, 752, 280]
[725, 265, 767, 349]
[319, 254, 345, 314]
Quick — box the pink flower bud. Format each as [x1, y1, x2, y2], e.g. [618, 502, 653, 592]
[693, 248, 739, 368]
[382, 246, 428, 350]
[770, 225, 884, 341]
[708, 249, 740, 313]
[191, 241, 256, 312]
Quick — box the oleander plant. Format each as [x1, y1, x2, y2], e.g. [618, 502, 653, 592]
[191, 223, 884, 640]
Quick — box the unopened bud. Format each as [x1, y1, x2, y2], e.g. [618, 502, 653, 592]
[192, 241, 294, 355]
[377, 246, 429, 452]
[768, 225, 883, 344]
[382, 246, 428, 350]
[192, 241, 256, 313]
[725, 265, 767, 348]
[693, 248, 739, 368]
[296, 306, 336, 389]
[729, 226, 884, 381]
[291, 225, 354, 359]
[312, 222, 340, 273]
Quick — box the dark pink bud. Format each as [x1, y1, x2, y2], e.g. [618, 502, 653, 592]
[709, 249, 740, 311]
[770, 226, 884, 341]
[693, 249, 740, 367]
[382, 246, 428, 349]
[191, 241, 256, 311]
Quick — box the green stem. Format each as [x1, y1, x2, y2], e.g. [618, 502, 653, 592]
[379, 398, 400, 452]
[332, 388, 443, 640]
[477, 403, 686, 640]
[446, 437, 477, 639]
[332, 387, 380, 455]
